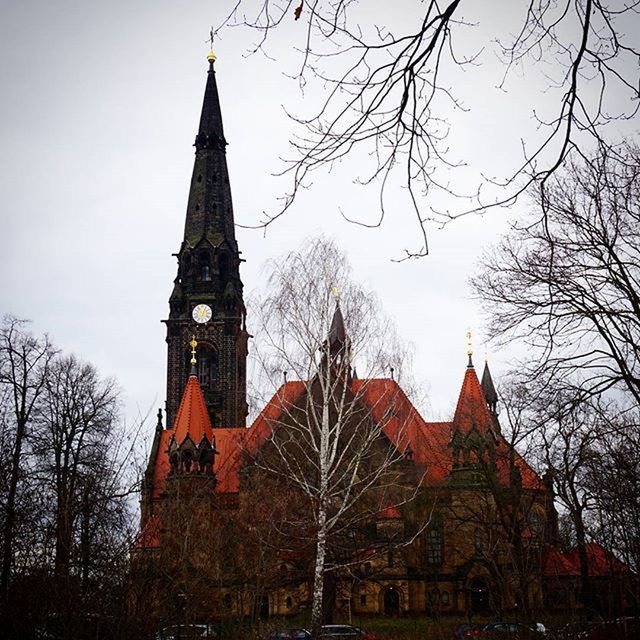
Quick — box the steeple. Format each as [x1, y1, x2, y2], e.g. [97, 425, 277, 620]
[164, 54, 248, 430]
[481, 359, 498, 415]
[328, 300, 346, 356]
[182, 53, 237, 249]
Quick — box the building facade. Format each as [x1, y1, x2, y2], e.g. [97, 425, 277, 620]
[133, 55, 632, 625]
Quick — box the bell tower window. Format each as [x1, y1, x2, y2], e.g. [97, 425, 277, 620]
[199, 252, 212, 281]
[185, 345, 218, 389]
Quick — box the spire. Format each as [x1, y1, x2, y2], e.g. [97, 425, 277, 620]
[172, 374, 214, 445]
[481, 359, 498, 414]
[183, 54, 237, 250]
[451, 362, 494, 437]
[167, 374, 218, 476]
[328, 300, 346, 355]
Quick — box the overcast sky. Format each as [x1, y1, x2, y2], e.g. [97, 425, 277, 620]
[2, 1, 637, 431]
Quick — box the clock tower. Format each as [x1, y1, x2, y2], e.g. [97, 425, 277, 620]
[164, 52, 248, 429]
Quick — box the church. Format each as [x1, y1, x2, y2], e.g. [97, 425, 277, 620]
[131, 52, 631, 626]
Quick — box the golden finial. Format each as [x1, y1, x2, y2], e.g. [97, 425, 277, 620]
[331, 285, 340, 302]
[207, 27, 217, 64]
[190, 335, 198, 366]
[466, 328, 473, 356]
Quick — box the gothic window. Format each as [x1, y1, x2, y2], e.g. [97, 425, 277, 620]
[425, 525, 443, 564]
[198, 347, 218, 389]
[199, 252, 212, 281]
[528, 508, 545, 536]
[185, 344, 218, 389]
[474, 526, 483, 555]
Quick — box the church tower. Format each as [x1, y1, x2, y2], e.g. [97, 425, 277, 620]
[164, 52, 248, 429]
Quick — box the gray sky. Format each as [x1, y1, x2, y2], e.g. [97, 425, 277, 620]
[2, 1, 636, 427]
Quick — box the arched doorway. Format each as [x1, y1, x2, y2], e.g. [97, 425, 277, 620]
[383, 587, 401, 616]
[469, 577, 490, 613]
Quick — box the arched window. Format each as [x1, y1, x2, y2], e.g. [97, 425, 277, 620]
[425, 525, 443, 564]
[528, 508, 545, 536]
[474, 526, 483, 554]
[185, 344, 218, 389]
[199, 252, 212, 281]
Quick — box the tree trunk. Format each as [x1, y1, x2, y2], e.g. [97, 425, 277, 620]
[574, 512, 593, 617]
[311, 505, 327, 639]
[0, 417, 26, 602]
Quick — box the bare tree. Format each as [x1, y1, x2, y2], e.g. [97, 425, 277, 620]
[473, 142, 640, 407]
[215, 2, 639, 256]
[0, 316, 54, 604]
[33, 355, 121, 582]
[248, 237, 419, 634]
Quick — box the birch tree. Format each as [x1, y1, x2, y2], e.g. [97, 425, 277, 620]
[248, 237, 419, 634]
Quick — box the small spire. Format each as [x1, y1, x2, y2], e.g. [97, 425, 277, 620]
[466, 328, 473, 368]
[189, 336, 198, 375]
[156, 408, 164, 432]
[481, 359, 498, 413]
[328, 298, 346, 354]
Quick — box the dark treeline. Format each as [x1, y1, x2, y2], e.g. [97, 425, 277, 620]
[0, 316, 143, 640]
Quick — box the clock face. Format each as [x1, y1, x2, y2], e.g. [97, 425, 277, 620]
[192, 304, 212, 324]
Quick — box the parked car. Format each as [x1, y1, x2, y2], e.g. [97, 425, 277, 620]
[577, 617, 640, 640]
[320, 625, 375, 639]
[265, 629, 312, 640]
[549, 620, 596, 639]
[453, 624, 485, 638]
[481, 622, 543, 638]
[156, 624, 219, 640]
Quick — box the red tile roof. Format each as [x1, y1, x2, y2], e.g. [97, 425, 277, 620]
[146, 366, 544, 520]
[173, 374, 213, 445]
[542, 543, 630, 577]
[134, 514, 161, 549]
[378, 506, 402, 520]
[566, 543, 630, 577]
[137, 367, 549, 550]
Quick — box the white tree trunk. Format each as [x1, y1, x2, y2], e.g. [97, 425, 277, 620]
[311, 504, 327, 637]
